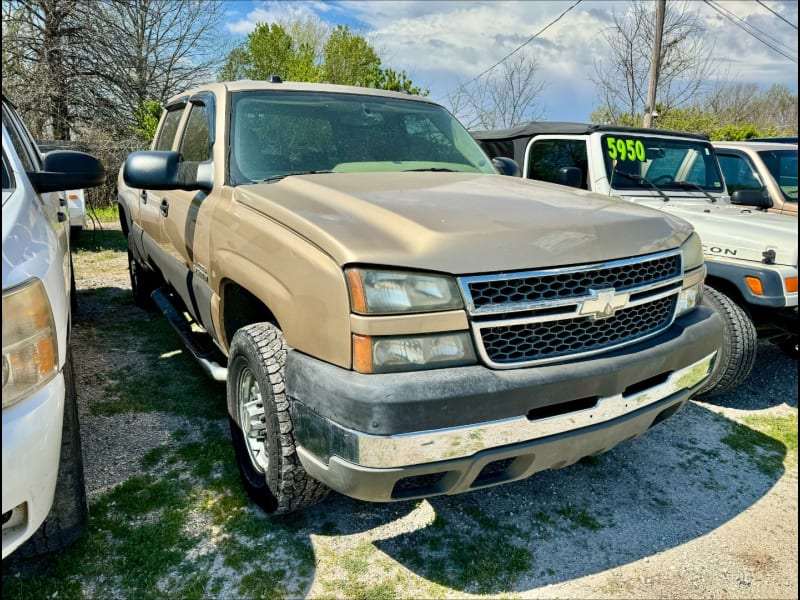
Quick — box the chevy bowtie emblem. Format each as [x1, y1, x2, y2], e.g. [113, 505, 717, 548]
[579, 288, 629, 320]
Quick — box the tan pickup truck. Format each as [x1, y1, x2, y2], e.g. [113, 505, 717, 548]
[118, 80, 722, 514]
[712, 141, 798, 217]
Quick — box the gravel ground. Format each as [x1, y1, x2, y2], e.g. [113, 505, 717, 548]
[62, 222, 800, 598]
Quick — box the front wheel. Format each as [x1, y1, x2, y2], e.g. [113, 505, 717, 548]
[696, 286, 758, 397]
[227, 322, 330, 514]
[19, 348, 88, 557]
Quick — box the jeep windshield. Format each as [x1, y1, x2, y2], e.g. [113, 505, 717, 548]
[229, 91, 496, 184]
[601, 134, 724, 194]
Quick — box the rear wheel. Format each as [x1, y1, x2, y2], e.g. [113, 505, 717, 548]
[227, 322, 329, 514]
[19, 348, 88, 557]
[696, 286, 758, 397]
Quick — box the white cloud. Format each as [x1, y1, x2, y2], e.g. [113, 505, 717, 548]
[222, 0, 798, 120]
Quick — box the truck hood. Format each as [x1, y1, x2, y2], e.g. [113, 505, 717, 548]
[234, 172, 691, 274]
[626, 197, 798, 267]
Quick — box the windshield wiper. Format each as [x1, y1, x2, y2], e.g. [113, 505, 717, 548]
[613, 170, 670, 202]
[402, 167, 456, 172]
[670, 180, 717, 203]
[256, 170, 334, 183]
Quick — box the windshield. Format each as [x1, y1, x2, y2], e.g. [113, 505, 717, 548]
[229, 91, 495, 184]
[601, 134, 724, 193]
[758, 148, 798, 203]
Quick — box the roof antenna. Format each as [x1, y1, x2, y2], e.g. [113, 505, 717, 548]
[267, 74, 283, 84]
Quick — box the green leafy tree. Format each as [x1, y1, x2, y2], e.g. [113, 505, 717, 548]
[221, 20, 426, 95]
[379, 68, 427, 96]
[321, 25, 381, 86]
[132, 100, 163, 144]
[233, 23, 320, 82]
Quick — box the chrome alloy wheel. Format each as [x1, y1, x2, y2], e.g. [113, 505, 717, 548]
[236, 365, 269, 474]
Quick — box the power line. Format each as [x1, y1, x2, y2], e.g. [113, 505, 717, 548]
[707, 0, 797, 56]
[441, 0, 583, 101]
[756, 0, 798, 31]
[704, 0, 798, 63]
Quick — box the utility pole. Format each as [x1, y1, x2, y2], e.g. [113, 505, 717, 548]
[643, 0, 666, 128]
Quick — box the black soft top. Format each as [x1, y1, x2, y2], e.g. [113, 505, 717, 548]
[471, 122, 711, 163]
[470, 121, 710, 142]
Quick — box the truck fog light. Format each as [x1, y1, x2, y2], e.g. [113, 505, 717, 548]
[676, 267, 705, 317]
[677, 284, 702, 316]
[353, 332, 476, 374]
[745, 276, 764, 296]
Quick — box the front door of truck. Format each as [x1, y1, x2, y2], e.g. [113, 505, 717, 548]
[158, 94, 216, 331]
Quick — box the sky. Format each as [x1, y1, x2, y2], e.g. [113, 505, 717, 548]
[219, 0, 799, 123]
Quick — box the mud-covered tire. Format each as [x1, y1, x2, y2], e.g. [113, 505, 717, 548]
[696, 286, 758, 397]
[19, 348, 88, 557]
[227, 322, 330, 514]
[127, 236, 157, 308]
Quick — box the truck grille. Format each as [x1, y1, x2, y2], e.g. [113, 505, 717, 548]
[458, 251, 682, 369]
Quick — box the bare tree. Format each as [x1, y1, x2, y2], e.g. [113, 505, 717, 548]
[2, 0, 84, 139]
[447, 50, 546, 130]
[591, 0, 714, 124]
[81, 0, 227, 135]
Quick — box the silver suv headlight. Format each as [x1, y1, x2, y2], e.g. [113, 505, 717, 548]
[2, 278, 59, 408]
[346, 268, 463, 314]
[677, 233, 705, 317]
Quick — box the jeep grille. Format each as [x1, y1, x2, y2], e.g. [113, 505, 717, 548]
[458, 251, 683, 369]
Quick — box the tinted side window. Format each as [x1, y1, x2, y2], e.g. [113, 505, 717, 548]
[153, 106, 184, 151]
[179, 104, 211, 162]
[717, 153, 762, 193]
[528, 139, 589, 189]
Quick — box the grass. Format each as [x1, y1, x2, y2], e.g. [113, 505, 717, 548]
[87, 203, 120, 224]
[721, 412, 797, 477]
[2, 427, 318, 600]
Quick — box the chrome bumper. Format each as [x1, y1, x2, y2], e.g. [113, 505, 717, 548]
[293, 351, 715, 470]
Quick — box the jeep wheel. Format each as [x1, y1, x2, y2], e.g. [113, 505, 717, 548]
[19, 348, 88, 557]
[697, 286, 758, 397]
[227, 322, 330, 514]
[127, 237, 157, 308]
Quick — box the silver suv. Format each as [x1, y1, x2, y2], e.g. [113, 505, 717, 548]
[2, 94, 104, 558]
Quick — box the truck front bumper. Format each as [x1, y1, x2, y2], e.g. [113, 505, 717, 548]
[286, 306, 722, 502]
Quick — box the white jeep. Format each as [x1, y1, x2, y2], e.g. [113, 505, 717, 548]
[473, 123, 798, 394]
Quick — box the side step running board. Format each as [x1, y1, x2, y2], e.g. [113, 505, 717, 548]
[151, 288, 228, 381]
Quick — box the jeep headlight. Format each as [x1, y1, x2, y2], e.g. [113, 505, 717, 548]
[346, 268, 464, 314]
[677, 233, 705, 317]
[2, 278, 59, 408]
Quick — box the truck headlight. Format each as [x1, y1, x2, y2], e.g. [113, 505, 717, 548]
[2, 279, 59, 408]
[353, 332, 477, 374]
[346, 268, 463, 314]
[676, 233, 705, 317]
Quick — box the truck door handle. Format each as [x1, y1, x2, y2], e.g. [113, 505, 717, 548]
[140, 189, 147, 204]
[160, 198, 169, 217]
